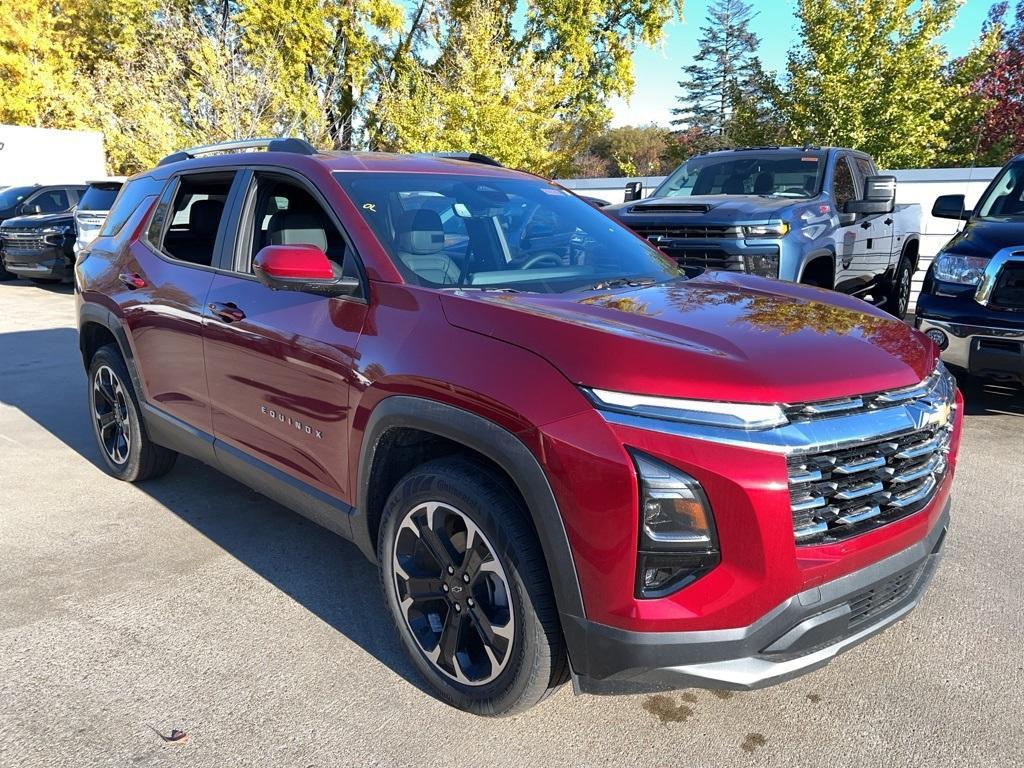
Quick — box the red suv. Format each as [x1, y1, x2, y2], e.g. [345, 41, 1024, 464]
[76, 139, 962, 715]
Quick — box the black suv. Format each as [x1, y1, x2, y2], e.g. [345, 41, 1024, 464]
[0, 184, 86, 282]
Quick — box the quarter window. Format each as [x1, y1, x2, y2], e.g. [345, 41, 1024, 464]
[100, 176, 164, 237]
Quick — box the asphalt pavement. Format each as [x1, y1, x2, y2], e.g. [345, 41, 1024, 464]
[0, 280, 1021, 767]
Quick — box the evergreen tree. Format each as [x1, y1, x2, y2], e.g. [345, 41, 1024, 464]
[671, 0, 763, 144]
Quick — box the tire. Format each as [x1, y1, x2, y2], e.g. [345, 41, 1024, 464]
[884, 252, 913, 319]
[0, 260, 14, 281]
[87, 344, 177, 482]
[378, 456, 568, 716]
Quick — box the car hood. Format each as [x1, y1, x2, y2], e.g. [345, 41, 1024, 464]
[440, 272, 936, 405]
[606, 195, 797, 225]
[0, 212, 74, 229]
[942, 218, 1024, 259]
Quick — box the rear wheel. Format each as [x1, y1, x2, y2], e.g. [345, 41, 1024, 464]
[884, 252, 913, 319]
[378, 457, 567, 716]
[88, 345, 177, 481]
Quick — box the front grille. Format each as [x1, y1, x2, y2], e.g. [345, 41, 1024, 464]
[847, 561, 927, 630]
[662, 248, 742, 271]
[990, 262, 1024, 311]
[788, 425, 952, 544]
[629, 203, 712, 214]
[785, 367, 955, 545]
[1, 230, 47, 251]
[629, 223, 741, 240]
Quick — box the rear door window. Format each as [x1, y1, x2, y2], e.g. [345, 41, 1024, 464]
[158, 173, 235, 267]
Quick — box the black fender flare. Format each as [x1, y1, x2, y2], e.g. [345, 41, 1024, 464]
[798, 248, 836, 284]
[78, 302, 146, 398]
[353, 395, 587, 622]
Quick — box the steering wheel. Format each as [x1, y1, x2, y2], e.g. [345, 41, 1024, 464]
[519, 252, 562, 270]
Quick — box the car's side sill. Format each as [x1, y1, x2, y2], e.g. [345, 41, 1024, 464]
[140, 402, 354, 541]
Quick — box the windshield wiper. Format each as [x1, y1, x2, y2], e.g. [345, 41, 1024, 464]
[583, 277, 658, 291]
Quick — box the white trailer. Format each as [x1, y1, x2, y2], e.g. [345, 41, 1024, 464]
[0, 125, 106, 186]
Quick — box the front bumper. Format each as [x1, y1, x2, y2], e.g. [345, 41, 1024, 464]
[1, 245, 72, 280]
[568, 499, 949, 694]
[917, 292, 1024, 382]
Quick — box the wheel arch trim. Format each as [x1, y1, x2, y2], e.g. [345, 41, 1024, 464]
[353, 395, 587, 622]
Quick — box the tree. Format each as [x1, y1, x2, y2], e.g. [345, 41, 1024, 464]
[671, 0, 763, 144]
[781, 0, 965, 169]
[968, 2, 1024, 164]
[374, 3, 569, 174]
[590, 125, 672, 176]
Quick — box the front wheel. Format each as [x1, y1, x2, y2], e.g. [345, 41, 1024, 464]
[884, 253, 913, 318]
[378, 457, 567, 716]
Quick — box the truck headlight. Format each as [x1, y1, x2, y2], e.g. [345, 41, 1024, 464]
[632, 451, 720, 598]
[742, 253, 780, 278]
[743, 222, 789, 238]
[932, 252, 988, 285]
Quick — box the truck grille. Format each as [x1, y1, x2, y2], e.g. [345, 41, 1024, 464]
[629, 223, 741, 240]
[990, 262, 1024, 311]
[1, 229, 47, 251]
[786, 367, 955, 544]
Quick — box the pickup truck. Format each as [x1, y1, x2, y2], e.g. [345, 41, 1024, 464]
[916, 153, 1024, 383]
[605, 147, 922, 317]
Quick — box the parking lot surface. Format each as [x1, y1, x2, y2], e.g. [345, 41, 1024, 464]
[0, 280, 1022, 768]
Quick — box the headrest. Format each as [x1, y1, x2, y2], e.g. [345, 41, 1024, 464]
[397, 209, 444, 255]
[268, 211, 328, 252]
[189, 199, 224, 235]
[754, 172, 774, 194]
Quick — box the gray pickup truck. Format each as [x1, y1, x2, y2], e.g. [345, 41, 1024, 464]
[605, 146, 922, 317]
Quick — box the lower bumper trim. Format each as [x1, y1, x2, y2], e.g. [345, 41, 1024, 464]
[567, 499, 949, 695]
[918, 318, 1024, 381]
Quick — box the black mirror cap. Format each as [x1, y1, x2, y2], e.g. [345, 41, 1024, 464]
[255, 266, 361, 296]
[624, 181, 643, 202]
[845, 199, 895, 215]
[19, 203, 43, 215]
[837, 211, 858, 226]
[932, 194, 972, 221]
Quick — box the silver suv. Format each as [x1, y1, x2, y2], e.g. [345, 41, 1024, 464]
[73, 179, 125, 256]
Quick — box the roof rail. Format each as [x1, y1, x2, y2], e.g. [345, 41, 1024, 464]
[730, 145, 782, 152]
[414, 151, 504, 167]
[157, 137, 318, 167]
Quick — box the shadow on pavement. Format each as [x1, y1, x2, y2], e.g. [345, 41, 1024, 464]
[0, 325, 424, 693]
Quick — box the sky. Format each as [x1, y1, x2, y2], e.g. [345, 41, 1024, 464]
[609, 0, 1000, 127]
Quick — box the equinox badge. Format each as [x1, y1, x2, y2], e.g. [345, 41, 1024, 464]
[260, 405, 323, 439]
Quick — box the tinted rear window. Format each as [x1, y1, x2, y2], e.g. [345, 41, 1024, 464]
[99, 177, 165, 237]
[79, 183, 122, 211]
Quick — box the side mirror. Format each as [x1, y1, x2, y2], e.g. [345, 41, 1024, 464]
[253, 245, 359, 296]
[624, 181, 643, 202]
[932, 194, 972, 221]
[845, 175, 896, 215]
[837, 212, 857, 227]
[19, 203, 43, 215]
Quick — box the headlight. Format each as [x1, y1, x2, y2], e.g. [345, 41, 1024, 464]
[631, 451, 720, 598]
[932, 251, 989, 285]
[585, 388, 788, 429]
[743, 222, 789, 238]
[742, 253, 780, 278]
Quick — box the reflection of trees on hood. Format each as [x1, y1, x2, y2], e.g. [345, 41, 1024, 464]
[579, 294, 658, 317]
[658, 283, 930, 366]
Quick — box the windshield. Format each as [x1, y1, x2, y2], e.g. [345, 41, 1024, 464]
[79, 183, 122, 211]
[654, 151, 826, 199]
[0, 186, 36, 210]
[976, 161, 1024, 219]
[335, 172, 681, 293]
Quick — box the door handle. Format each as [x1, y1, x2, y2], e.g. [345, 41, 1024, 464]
[884, 217, 894, 226]
[208, 301, 246, 323]
[118, 272, 146, 289]
[859, 221, 871, 230]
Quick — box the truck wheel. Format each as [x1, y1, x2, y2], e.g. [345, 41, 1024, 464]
[88, 344, 177, 482]
[884, 253, 913, 319]
[0, 261, 13, 282]
[378, 457, 567, 716]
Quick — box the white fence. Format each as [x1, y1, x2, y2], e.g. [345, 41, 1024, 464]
[557, 167, 1001, 310]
